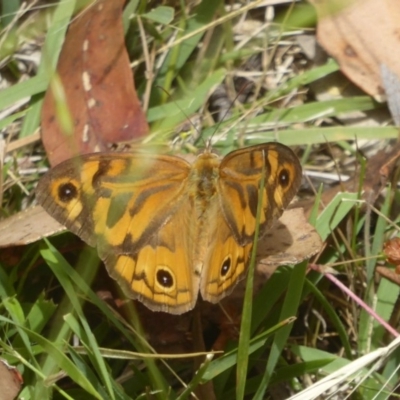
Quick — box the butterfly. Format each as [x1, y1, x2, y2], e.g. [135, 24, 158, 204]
[36, 142, 302, 314]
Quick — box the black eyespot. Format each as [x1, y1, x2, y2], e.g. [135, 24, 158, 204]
[221, 257, 231, 277]
[58, 182, 78, 202]
[278, 168, 290, 188]
[157, 269, 174, 288]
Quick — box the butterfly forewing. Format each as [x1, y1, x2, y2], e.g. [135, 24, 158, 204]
[217, 143, 302, 245]
[200, 143, 302, 304]
[37, 153, 191, 247]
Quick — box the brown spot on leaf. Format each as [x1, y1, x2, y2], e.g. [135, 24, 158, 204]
[344, 45, 357, 57]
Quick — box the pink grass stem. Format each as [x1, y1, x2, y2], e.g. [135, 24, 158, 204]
[310, 264, 399, 338]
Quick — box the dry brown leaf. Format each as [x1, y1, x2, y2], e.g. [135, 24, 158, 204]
[310, 0, 400, 98]
[376, 266, 400, 285]
[383, 237, 400, 274]
[383, 237, 400, 265]
[0, 206, 64, 248]
[41, 0, 149, 166]
[0, 359, 22, 400]
[258, 207, 322, 268]
[381, 64, 400, 125]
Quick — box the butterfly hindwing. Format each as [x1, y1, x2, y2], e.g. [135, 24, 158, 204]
[103, 200, 199, 314]
[201, 213, 252, 303]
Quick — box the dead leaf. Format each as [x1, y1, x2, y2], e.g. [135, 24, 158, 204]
[0, 359, 22, 400]
[376, 266, 400, 285]
[310, 0, 400, 99]
[0, 206, 64, 248]
[367, 238, 400, 289]
[383, 237, 400, 273]
[258, 207, 322, 268]
[41, 0, 149, 166]
[381, 64, 400, 126]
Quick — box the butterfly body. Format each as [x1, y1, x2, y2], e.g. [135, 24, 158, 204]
[36, 143, 301, 314]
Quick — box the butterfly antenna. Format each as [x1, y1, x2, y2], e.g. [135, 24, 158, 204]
[207, 81, 252, 150]
[157, 82, 251, 150]
[155, 85, 205, 147]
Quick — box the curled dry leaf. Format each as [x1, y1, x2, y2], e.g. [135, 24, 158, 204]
[381, 64, 400, 125]
[383, 237, 400, 273]
[376, 266, 400, 286]
[0, 206, 64, 248]
[41, 0, 149, 166]
[0, 359, 23, 400]
[258, 207, 322, 269]
[310, 0, 400, 98]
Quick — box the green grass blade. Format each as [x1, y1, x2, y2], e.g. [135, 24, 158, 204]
[40, 239, 169, 398]
[236, 151, 266, 400]
[23, 325, 103, 399]
[316, 192, 360, 241]
[253, 262, 307, 399]
[20, 0, 76, 138]
[153, 0, 222, 94]
[202, 317, 294, 382]
[304, 279, 353, 359]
